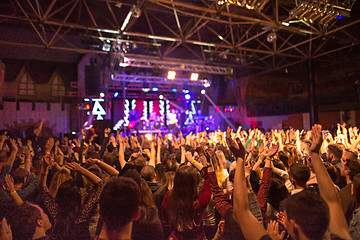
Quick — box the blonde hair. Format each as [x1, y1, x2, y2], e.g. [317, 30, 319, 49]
[214, 150, 228, 189]
[49, 169, 72, 198]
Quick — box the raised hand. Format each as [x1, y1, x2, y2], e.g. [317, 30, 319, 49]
[65, 162, 82, 172]
[267, 220, 285, 240]
[266, 142, 279, 158]
[310, 124, 323, 153]
[226, 127, 246, 159]
[3, 175, 15, 193]
[9, 138, 18, 151]
[86, 158, 98, 165]
[41, 155, 52, 167]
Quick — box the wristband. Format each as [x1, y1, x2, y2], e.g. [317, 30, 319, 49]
[192, 159, 196, 164]
[10, 190, 16, 195]
[97, 160, 100, 164]
[247, 189, 253, 193]
[258, 159, 263, 163]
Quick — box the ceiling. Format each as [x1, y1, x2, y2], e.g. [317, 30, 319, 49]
[1, 0, 360, 76]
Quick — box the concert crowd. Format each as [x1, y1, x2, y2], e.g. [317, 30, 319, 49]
[0, 119, 359, 240]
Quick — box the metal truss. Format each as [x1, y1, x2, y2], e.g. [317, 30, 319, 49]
[0, 0, 359, 76]
[122, 56, 230, 74]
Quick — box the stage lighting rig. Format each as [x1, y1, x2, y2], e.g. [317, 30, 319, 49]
[288, 0, 357, 25]
[217, 0, 270, 11]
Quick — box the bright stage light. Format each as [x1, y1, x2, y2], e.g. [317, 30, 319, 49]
[114, 92, 119, 97]
[145, 134, 152, 141]
[152, 87, 158, 92]
[185, 93, 191, 100]
[201, 89, 206, 95]
[159, 95, 164, 100]
[203, 79, 210, 88]
[172, 88, 177, 92]
[190, 73, 199, 81]
[100, 92, 105, 98]
[167, 70, 176, 80]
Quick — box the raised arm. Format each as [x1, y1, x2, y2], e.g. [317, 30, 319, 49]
[309, 124, 351, 240]
[3, 138, 18, 168]
[65, 162, 101, 185]
[34, 118, 44, 137]
[87, 158, 119, 176]
[149, 137, 156, 167]
[3, 174, 23, 206]
[117, 134, 126, 169]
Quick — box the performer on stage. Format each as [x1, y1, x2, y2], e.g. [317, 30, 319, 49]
[168, 109, 179, 137]
[128, 109, 140, 136]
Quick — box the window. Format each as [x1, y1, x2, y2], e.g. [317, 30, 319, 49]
[18, 73, 34, 95]
[51, 75, 65, 97]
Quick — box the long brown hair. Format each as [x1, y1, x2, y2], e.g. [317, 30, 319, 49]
[167, 165, 200, 232]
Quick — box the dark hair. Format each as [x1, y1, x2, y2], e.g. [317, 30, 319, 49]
[164, 159, 178, 172]
[141, 165, 156, 182]
[344, 159, 360, 182]
[11, 168, 29, 185]
[222, 209, 245, 240]
[323, 162, 338, 183]
[134, 156, 146, 173]
[100, 177, 141, 232]
[51, 179, 82, 239]
[352, 174, 360, 204]
[7, 202, 42, 240]
[167, 165, 199, 232]
[288, 163, 310, 187]
[132, 205, 163, 240]
[140, 178, 155, 206]
[285, 190, 329, 240]
[328, 144, 343, 160]
[123, 169, 141, 187]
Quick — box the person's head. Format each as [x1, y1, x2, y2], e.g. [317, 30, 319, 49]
[55, 179, 82, 215]
[164, 159, 178, 172]
[343, 159, 360, 182]
[167, 165, 199, 231]
[220, 209, 245, 240]
[160, 171, 175, 191]
[140, 178, 154, 206]
[327, 144, 343, 161]
[285, 190, 329, 240]
[141, 165, 156, 182]
[48, 169, 72, 198]
[352, 174, 360, 204]
[300, 140, 311, 155]
[11, 168, 29, 186]
[100, 177, 141, 234]
[134, 156, 146, 173]
[103, 152, 116, 167]
[7, 202, 51, 240]
[132, 205, 163, 240]
[288, 163, 310, 188]
[323, 162, 338, 184]
[342, 148, 358, 162]
[123, 169, 141, 187]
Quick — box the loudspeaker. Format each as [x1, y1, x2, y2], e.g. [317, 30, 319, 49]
[85, 66, 101, 96]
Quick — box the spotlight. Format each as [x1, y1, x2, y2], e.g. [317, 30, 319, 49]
[201, 89, 206, 95]
[142, 82, 150, 92]
[152, 87, 158, 92]
[190, 73, 199, 81]
[114, 92, 119, 98]
[131, 5, 141, 18]
[172, 88, 177, 92]
[267, 31, 277, 43]
[85, 104, 90, 110]
[100, 92, 105, 98]
[203, 79, 210, 88]
[167, 70, 176, 80]
[159, 94, 164, 100]
[184, 94, 191, 100]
